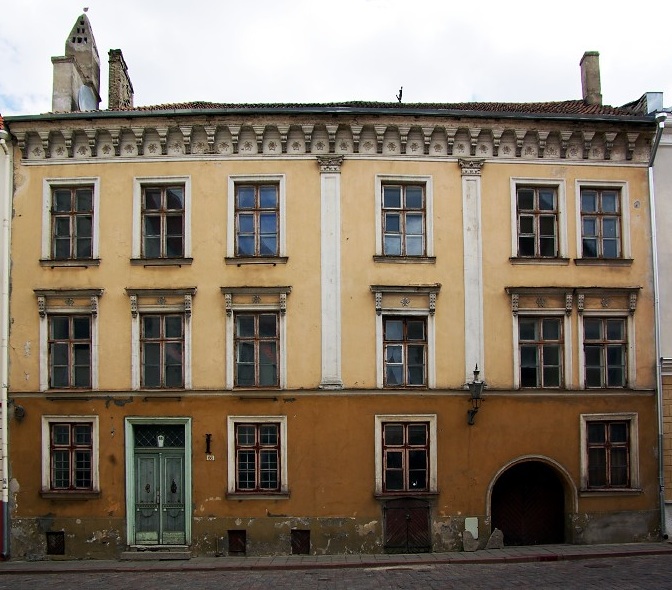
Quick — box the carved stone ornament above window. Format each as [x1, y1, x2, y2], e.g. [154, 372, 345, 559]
[221, 286, 292, 316]
[370, 284, 441, 316]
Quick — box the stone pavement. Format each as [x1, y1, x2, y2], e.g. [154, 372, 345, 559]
[1, 541, 672, 574]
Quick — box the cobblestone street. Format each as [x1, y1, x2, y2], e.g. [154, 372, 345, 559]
[2, 554, 672, 590]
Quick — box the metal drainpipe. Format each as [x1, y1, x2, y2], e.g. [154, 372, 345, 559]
[648, 112, 668, 539]
[0, 129, 11, 558]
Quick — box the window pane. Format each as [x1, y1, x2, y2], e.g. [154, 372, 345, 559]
[53, 189, 72, 212]
[543, 345, 559, 366]
[51, 316, 70, 339]
[384, 320, 404, 341]
[538, 190, 555, 210]
[405, 186, 423, 209]
[384, 235, 402, 255]
[542, 319, 560, 340]
[52, 424, 70, 445]
[517, 189, 534, 210]
[237, 186, 255, 209]
[260, 424, 278, 445]
[582, 238, 597, 258]
[406, 321, 425, 340]
[602, 217, 618, 238]
[259, 314, 277, 337]
[75, 189, 93, 212]
[385, 345, 402, 364]
[385, 470, 403, 491]
[519, 319, 536, 341]
[143, 316, 161, 338]
[165, 316, 183, 338]
[606, 320, 624, 340]
[539, 216, 555, 237]
[584, 319, 602, 340]
[76, 215, 92, 238]
[581, 191, 597, 212]
[237, 236, 255, 256]
[610, 448, 628, 486]
[384, 213, 400, 233]
[54, 217, 71, 238]
[165, 365, 183, 388]
[584, 345, 602, 366]
[76, 237, 92, 258]
[384, 424, 404, 446]
[236, 365, 255, 386]
[259, 364, 278, 386]
[237, 342, 255, 363]
[610, 423, 628, 443]
[407, 345, 425, 365]
[144, 216, 161, 237]
[407, 366, 425, 385]
[143, 188, 162, 210]
[519, 216, 534, 233]
[237, 425, 255, 445]
[408, 424, 427, 445]
[520, 366, 537, 387]
[602, 192, 618, 213]
[260, 212, 277, 233]
[51, 342, 69, 366]
[518, 237, 535, 257]
[588, 447, 607, 487]
[386, 365, 403, 385]
[238, 214, 254, 233]
[259, 186, 278, 209]
[144, 236, 161, 258]
[543, 366, 560, 387]
[74, 424, 92, 444]
[236, 316, 255, 337]
[383, 186, 401, 208]
[405, 214, 423, 235]
[166, 187, 184, 210]
[72, 317, 90, 340]
[259, 235, 277, 256]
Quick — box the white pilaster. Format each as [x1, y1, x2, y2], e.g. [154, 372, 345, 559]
[460, 159, 485, 382]
[318, 156, 344, 389]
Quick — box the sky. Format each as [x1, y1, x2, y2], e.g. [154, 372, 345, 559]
[1, 0, 670, 117]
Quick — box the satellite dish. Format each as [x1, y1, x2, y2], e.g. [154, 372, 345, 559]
[77, 84, 98, 111]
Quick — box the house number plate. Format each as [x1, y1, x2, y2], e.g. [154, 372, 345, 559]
[206, 454, 215, 461]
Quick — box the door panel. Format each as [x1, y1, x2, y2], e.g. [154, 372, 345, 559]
[162, 455, 186, 544]
[383, 498, 431, 553]
[135, 455, 159, 544]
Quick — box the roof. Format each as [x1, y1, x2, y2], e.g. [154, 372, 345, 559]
[115, 99, 643, 117]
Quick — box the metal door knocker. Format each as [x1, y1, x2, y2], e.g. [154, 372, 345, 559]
[171, 479, 178, 494]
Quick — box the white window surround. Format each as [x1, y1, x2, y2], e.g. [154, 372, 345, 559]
[375, 174, 434, 258]
[374, 414, 437, 495]
[226, 415, 289, 497]
[41, 415, 100, 494]
[579, 412, 640, 492]
[222, 287, 290, 389]
[574, 180, 631, 261]
[41, 177, 101, 262]
[35, 289, 102, 392]
[132, 176, 192, 259]
[512, 312, 572, 390]
[509, 177, 567, 261]
[126, 288, 195, 390]
[371, 285, 439, 389]
[226, 174, 286, 260]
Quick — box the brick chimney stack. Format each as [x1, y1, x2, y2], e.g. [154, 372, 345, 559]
[108, 49, 134, 110]
[580, 51, 602, 106]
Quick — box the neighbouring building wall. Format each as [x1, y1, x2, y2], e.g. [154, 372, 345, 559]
[653, 113, 672, 534]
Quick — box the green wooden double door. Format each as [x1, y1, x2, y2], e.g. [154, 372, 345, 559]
[134, 451, 186, 545]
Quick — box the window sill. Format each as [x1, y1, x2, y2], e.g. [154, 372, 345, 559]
[226, 492, 290, 500]
[574, 258, 633, 266]
[374, 491, 439, 499]
[225, 256, 288, 266]
[130, 258, 193, 267]
[579, 488, 642, 497]
[509, 257, 570, 266]
[40, 259, 101, 268]
[373, 255, 436, 264]
[40, 490, 101, 499]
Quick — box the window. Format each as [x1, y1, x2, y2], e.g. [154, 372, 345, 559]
[36, 289, 102, 392]
[227, 416, 288, 497]
[223, 287, 291, 389]
[375, 175, 434, 261]
[580, 413, 639, 492]
[518, 317, 563, 387]
[382, 184, 425, 256]
[516, 186, 558, 257]
[49, 315, 91, 388]
[383, 317, 426, 387]
[142, 185, 184, 258]
[234, 313, 279, 387]
[41, 416, 99, 496]
[141, 314, 184, 388]
[235, 423, 280, 492]
[382, 422, 429, 492]
[235, 184, 279, 257]
[583, 317, 626, 388]
[374, 414, 437, 496]
[42, 178, 100, 264]
[581, 188, 621, 258]
[227, 175, 286, 263]
[51, 186, 93, 259]
[132, 177, 191, 263]
[127, 289, 195, 390]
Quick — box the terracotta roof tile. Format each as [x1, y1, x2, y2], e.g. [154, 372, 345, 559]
[111, 99, 641, 117]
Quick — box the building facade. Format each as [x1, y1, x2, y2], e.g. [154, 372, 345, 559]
[2, 16, 663, 559]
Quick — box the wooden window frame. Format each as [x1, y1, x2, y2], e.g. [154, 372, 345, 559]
[580, 187, 622, 259]
[140, 313, 185, 389]
[516, 186, 558, 258]
[383, 316, 427, 388]
[381, 422, 430, 493]
[50, 185, 94, 260]
[234, 183, 280, 258]
[141, 185, 185, 259]
[381, 184, 426, 257]
[50, 422, 94, 491]
[234, 312, 280, 388]
[48, 314, 92, 389]
[518, 316, 563, 388]
[234, 422, 281, 493]
[583, 316, 627, 388]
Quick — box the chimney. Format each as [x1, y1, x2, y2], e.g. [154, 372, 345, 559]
[108, 49, 134, 110]
[580, 51, 602, 106]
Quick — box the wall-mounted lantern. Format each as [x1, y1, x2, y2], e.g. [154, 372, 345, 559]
[467, 365, 484, 426]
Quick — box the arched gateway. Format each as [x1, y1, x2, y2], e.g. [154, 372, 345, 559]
[490, 460, 567, 545]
